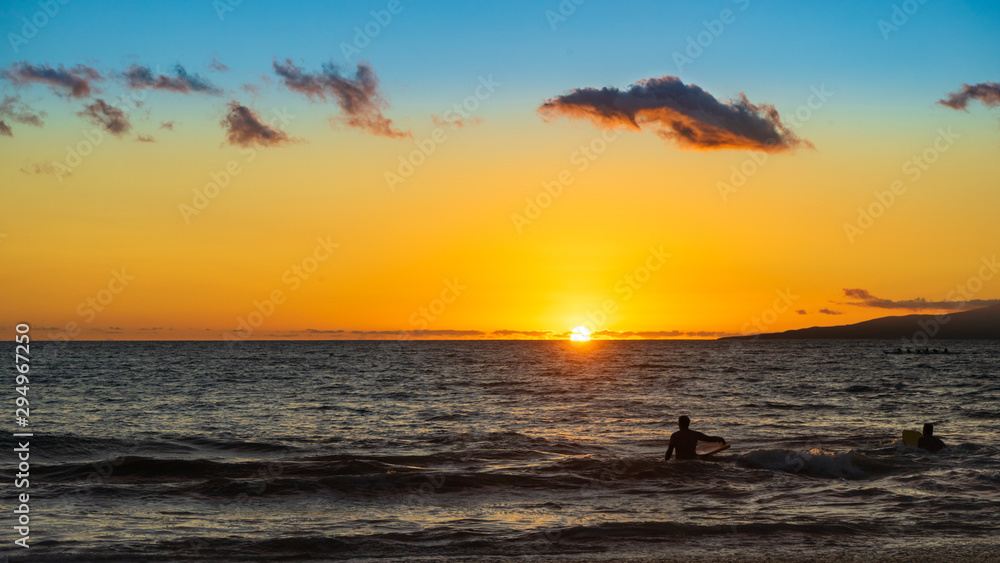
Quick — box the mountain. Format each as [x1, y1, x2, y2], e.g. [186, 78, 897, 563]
[719, 304, 1000, 340]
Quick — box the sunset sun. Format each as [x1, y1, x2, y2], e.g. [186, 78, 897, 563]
[570, 326, 592, 341]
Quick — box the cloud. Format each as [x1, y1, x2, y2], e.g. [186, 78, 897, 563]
[77, 99, 131, 136]
[20, 160, 59, 175]
[841, 288, 1000, 310]
[819, 308, 842, 315]
[274, 329, 487, 339]
[2, 62, 102, 98]
[220, 101, 291, 147]
[796, 309, 807, 315]
[159, 120, 174, 130]
[122, 64, 221, 94]
[491, 330, 558, 338]
[273, 59, 410, 138]
[938, 82, 1000, 110]
[592, 329, 737, 339]
[136, 134, 155, 142]
[209, 55, 229, 73]
[0, 95, 46, 134]
[432, 114, 483, 129]
[538, 75, 810, 152]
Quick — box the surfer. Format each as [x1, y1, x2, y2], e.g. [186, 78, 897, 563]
[917, 423, 946, 452]
[664, 415, 726, 461]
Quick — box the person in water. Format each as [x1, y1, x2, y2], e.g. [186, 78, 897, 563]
[917, 423, 946, 452]
[664, 415, 726, 461]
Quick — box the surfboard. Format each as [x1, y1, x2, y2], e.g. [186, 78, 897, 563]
[902, 430, 922, 447]
[696, 442, 730, 457]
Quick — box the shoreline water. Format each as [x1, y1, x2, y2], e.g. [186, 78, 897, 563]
[6, 340, 997, 560]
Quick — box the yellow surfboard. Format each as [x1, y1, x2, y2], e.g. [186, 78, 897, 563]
[902, 430, 922, 447]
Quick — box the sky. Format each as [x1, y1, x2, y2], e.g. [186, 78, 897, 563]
[1, 0, 999, 341]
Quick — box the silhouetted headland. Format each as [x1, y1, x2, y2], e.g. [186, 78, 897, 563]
[719, 304, 1000, 340]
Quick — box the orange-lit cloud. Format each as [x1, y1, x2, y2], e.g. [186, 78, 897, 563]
[2, 61, 102, 98]
[273, 59, 410, 138]
[220, 101, 291, 147]
[539, 75, 809, 152]
[938, 82, 1000, 110]
[77, 99, 131, 136]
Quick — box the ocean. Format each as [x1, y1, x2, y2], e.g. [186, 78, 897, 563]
[4, 339, 999, 561]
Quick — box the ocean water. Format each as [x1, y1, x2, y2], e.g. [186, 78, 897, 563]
[4, 339, 999, 561]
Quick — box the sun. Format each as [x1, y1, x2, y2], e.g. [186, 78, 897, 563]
[570, 326, 592, 342]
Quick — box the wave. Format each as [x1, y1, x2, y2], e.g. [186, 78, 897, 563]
[736, 448, 898, 480]
[27, 519, 918, 562]
[0, 432, 296, 463]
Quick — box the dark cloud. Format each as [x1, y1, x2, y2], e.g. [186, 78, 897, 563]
[2, 62, 102, 98]
[592, 330, 737, 339]
[159, 121, 174, 130]
[938, 82, 1000, 110]
[220, 101, 291, 147]
[538, 75, 810, 152]
[273, 59, 410, 138]
[274, 329, 487, 339]
[796, 309, 807, 315]
[136, 134, 155, 142]
[0, 95, 46, 133]
[819, 308, 842, 315]
[841, 288, 1000, 310]
[77, 99, 131, 136]
[492, 330, 557, 338]
[123, 64, 221, 94]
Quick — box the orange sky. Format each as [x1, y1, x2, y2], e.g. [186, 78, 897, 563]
[2, 3, 998, 341]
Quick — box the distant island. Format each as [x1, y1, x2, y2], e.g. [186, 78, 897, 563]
[720, 304, 1000, 340]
